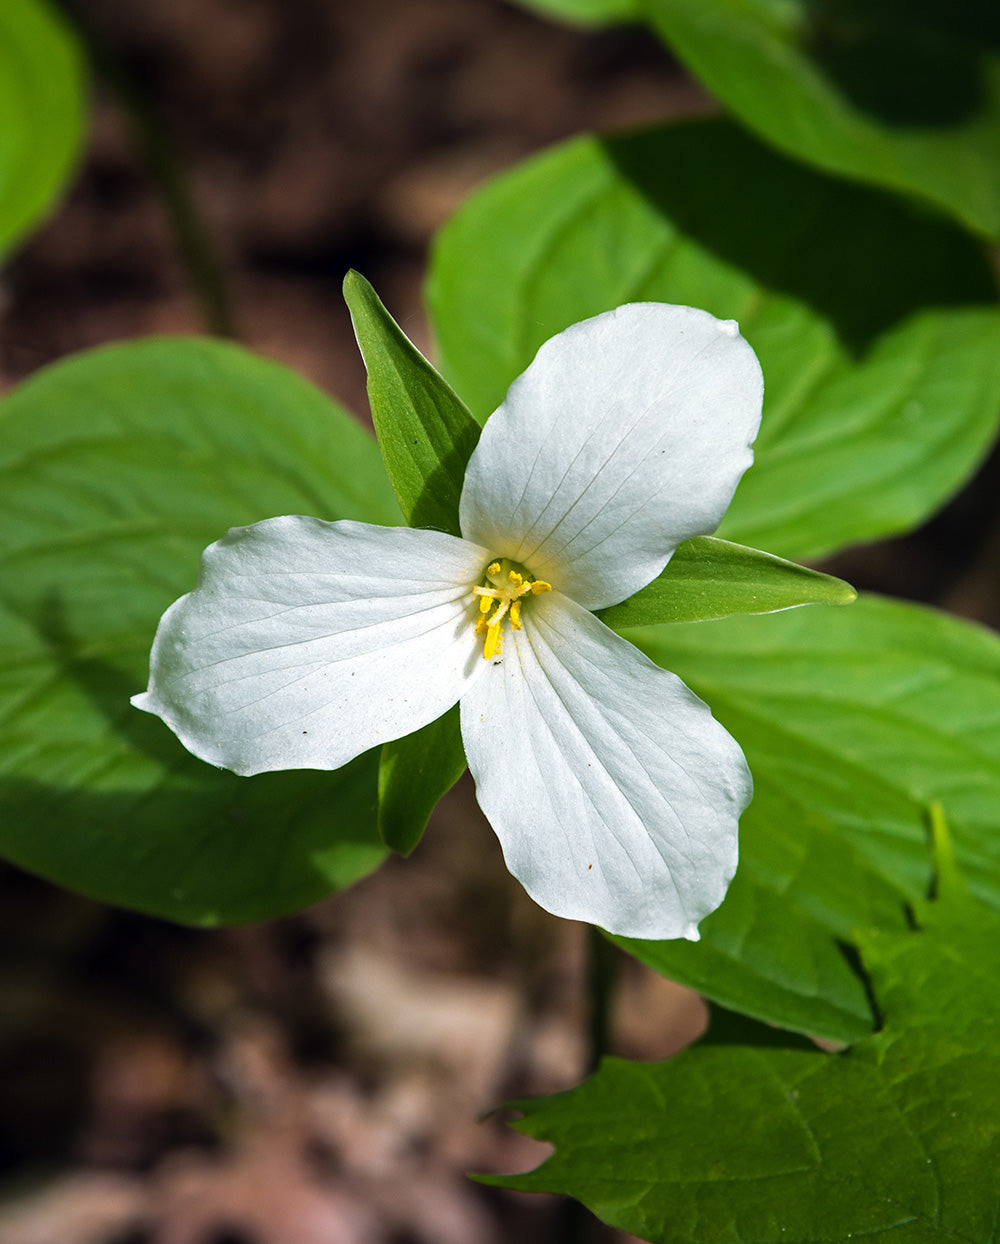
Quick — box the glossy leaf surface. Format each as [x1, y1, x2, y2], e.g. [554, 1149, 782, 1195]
[0, 339, 400, 923]
[429, 121, 1000, 561]
[487, 877, 1000, 1242]
[610, 596, 1000, 1041]
[641, 0, 1000, 240]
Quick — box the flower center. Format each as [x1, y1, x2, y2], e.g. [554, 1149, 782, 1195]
[472, 559, 551, 660]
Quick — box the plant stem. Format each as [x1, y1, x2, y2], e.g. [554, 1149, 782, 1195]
[553, 927, 619, 1243]
[57, 2, 235, 337]
[585, 923, 617, 1075]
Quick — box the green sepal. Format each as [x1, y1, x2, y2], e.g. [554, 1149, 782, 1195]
[378, 705, 467, 856]
[597, 536, 856, 629]
[344, 269, 481, 536]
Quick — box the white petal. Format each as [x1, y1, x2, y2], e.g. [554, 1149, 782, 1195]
[460, 592, 749, 939]
[133, 516, 490, 776]
[460, 304, 763, 610]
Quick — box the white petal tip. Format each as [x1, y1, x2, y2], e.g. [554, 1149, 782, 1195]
[606, 915, 705, 941]
[130, 691, 150, 711]
[718, 319, 739, 337]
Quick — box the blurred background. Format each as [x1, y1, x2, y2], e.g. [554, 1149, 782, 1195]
[2, 2, 999, 1242]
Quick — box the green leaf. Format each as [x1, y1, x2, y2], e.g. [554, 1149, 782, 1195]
[639, 0, 1000, 241]
[486, 881, 1000, 1243]
[378, 706, 466, 856]
[0, 338, 402, 924]
[344, 269, 480, 537]
[609, 595, 1000, 1042]
[0, 0, 87, 260]
[596, 536, 855, 628]
[508, 0, 639, 24]
[428, 120, 1000, 561]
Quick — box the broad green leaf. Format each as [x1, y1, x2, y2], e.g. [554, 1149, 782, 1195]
[428, 120, 1000, 562]
[640, 0, 1000, 241]
[378, 706, 466, 856]
[610, 595, 1000, 1042]
[0, 0, 87, 260]
[344, 269, 480, 537]
[509, 0, 639, 24]
[0, 338, 401, 924]
[487, 881, 1000, 1243]
[596, 536, 855, 628]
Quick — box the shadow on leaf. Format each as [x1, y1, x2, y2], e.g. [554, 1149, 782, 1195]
[803, 0, 1000, 127]
[0, 592, 385, 926]
[605, 121, 996, 356]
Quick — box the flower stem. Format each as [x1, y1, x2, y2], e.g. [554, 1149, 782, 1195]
[57, 1, 236, 338]
[584, 923, 617, 1075]
[551, 926, 620, 1244]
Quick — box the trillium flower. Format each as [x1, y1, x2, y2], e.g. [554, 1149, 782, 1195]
[133, 304, 763, 940]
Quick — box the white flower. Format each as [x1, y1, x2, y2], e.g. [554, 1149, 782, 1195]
[133, 304, 763, 940]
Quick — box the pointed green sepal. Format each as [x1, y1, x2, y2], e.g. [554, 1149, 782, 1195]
[597, 535, 856, 629]
[378, 706, 467, 856]
[344, 270, 481, 536]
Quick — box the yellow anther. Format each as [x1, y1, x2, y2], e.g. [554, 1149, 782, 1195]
[473, 558, 550, 659]
[484, 618, 503, 660]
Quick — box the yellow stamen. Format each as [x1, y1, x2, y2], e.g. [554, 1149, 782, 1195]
[484, 599, 508, 659]
[472, 558, 549, 659]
